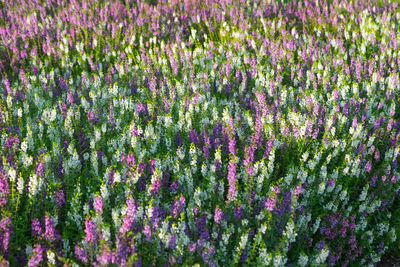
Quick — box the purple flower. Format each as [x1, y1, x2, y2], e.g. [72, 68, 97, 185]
[85, 218, 96, 243]
[365, 161, 372, 173]
[203, 134, 211, 159]
[0, 217, 12, 256]
[171, 196, 186, 219]
[75, 246, 88, 263]
[144, 225, 152, 242]
[352, 116, 357, 129]
[169, 234, 176, 250]
[97, 245, 112, 265]
[32, 219, 42, 237]
[45, 216, 58, 241]
[375, 150, 380, 161]
[36, 162, 44, 177]
[188, 243, 196, 253]
[189, 129, 201, 147]
[94, 195, 104, 214]
[265, 197, 276, 211]
[28, 244, 44, 267]
[127, 154, 135, 167]
[120, 198, 136, 234]
[228, 136, 236, 156]
[227, 160, 237, 201]
[294, 185, 302, 196]
[151, 177, 161, 196]
[234, 205, 243, 219]
[0, 172, 10, 207]
[55, 190, 65, 207]
[170, 181, 180, 193]
[319, 240, 325, 251]
[214, 207, 223, 224]
[327, 179, 335, 187]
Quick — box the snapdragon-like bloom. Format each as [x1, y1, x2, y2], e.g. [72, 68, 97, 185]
[0, 172, 9, 207]
[214, 207, 223, 224]
[85, 218, 96, 243]
[265, 197, 276, 211]
[0, 217, 12, 256]
[120, 198, 136, 234]
[45, 216, 58, 241]
[151, 177, 161, 196]
[228, 136, 236, 156]
[365, 161, 372, 173]
[171, 196, 186, 219]
[32, 219, 42, 237]
[36, 162, 44, 177]
[169, 234, 177, 250]
[294, 185, 302, 196]
[75, 246, 88, 263]
[55, 190, 65, 207]
[227, 160, 237, 201]
[94, 195, 104, 214]
[28, 244, 44, 267]
[144, 225, 152, 242]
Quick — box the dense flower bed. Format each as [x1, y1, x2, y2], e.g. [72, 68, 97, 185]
[1, 0, 400, 266]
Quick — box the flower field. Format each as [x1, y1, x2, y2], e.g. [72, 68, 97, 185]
[1, 0, 400, 266]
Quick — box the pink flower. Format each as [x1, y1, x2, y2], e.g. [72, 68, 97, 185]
[294, 185, 302, 196]
[214, 207, 223, 224]
[265, 197, 276, 211]
[365, 161, 372, 173]
[94, 196, 103, 214]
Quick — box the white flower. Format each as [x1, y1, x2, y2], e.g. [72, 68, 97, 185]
[313, 218, 321, 233]
[21, 140, 28, 152]
[284, 173, 293, 185]
[47, 250, 56, 265]
[284, 220, 297, 243]
[17, 108, 22, 118]
[273, 254, 286, 267]
[315, 247, 329, 265]
[28, 174, 41, 198]
[103, 226, 111, 242]
[340, 189, 347, 201]
[177, 146, 185, 161]
[318, 182, 325, 194]
[390, 228, 397, 242]
[100, 184, 109, 200]
[26, 245, 33, 257]
[239, 233, 248, 249]
[201, 164, 207, 177]
[298, 254, 309, 267]
[359, 185, 369, 201]
[8, 168, 16, 182]
[114, 171, 121, 183]
[17, 177, 24, 194]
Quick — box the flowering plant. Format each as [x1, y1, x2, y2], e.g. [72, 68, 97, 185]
[0, 0, 399, 266]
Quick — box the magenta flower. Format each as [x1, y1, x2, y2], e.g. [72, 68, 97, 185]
[85, 219, 96, 243]
[31, 219, 42, 237]
[94, 196, 104, 214]
[28, 244, 44, 267]
[227, 160, 237, 201]
[265, 197, 276, 211]
[214, 207, 223, 224]
[75, 246, 88, 263]
[365, 161, 372, 173]
[45, 216, 58, 241]
[294, 185, 302, 196]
